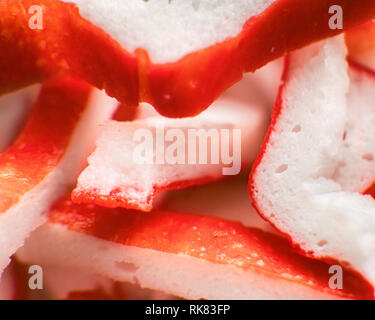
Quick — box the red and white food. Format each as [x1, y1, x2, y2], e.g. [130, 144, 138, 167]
[2, 0, 375, 117]
[2, 1, 375, 301]
[72, 86, 267, 211]
[17, 193, 373, 300]
[0, 78, 117, 275]
[250, 35, 375, 287]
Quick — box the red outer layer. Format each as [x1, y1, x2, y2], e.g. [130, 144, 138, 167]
[48, 196, 373, 299]
[1, 0, 375, 117]
[0, 77, 90, 213]
[346, 20, 375, 67]
[71, 175, 220, 212]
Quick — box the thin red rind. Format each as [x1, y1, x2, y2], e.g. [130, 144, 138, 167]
[2, 0, 375, 117]
[71, 176, 220, 212]
[71, 162, 251, 211]
[248, 56, 337, 263]
[71, 173, 238, 211]
[0, 77, 90, 213]
[48, 196, 373, 300]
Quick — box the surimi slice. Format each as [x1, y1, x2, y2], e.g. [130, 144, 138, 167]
[0, 78, 118, 276]
[72, 95, 266, 211]
[2, 1, 375, 117]
[17, 195, 373, 300]
[250, 36, 375, 287]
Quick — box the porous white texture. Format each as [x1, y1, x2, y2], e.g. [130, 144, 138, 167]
[0, 88, 118, 277]
[334, 67, 375, 192]
[61, 0, 275, 63]
[75, 94, 266, 211]
[17, 224, 345, 300]
[252, 36, 375, 285]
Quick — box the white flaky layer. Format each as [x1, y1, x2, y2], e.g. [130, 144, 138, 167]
[251, 36, 375, 285]
[74, 94, 266, 211]
[61, 0, 275, 63]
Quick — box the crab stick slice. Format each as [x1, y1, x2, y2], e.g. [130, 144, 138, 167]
[0, 78, 118, 276]
[2, 1, 375, 117]
[17, 195, 373, 300]
[250, 36, 375, 287]
[72, 93, 267, 211]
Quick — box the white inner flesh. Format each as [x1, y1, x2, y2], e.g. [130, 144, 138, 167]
[61, 0, 275, 63]
[252, 36, 375, 285]
[0, 88, 118, 276]
[74, 95, 266, 211]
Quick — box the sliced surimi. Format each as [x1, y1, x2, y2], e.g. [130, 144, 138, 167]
[2, 1, 375, 117]
[17, 194, 373, 300]
[72, 94, 266, 211]
[250, 36, 375, 287]
[0, 78, 118, 276]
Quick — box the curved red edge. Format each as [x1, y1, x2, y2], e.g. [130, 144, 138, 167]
[249, 53, 375, 293]
[1, 0, 375, 117]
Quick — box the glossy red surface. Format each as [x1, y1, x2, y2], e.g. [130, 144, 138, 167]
[48, 196, 373, 299]
[1, 0, 375, 117]
[0, 78, 90, 212]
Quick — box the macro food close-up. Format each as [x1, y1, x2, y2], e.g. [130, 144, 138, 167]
[1, 0, 375, 309]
